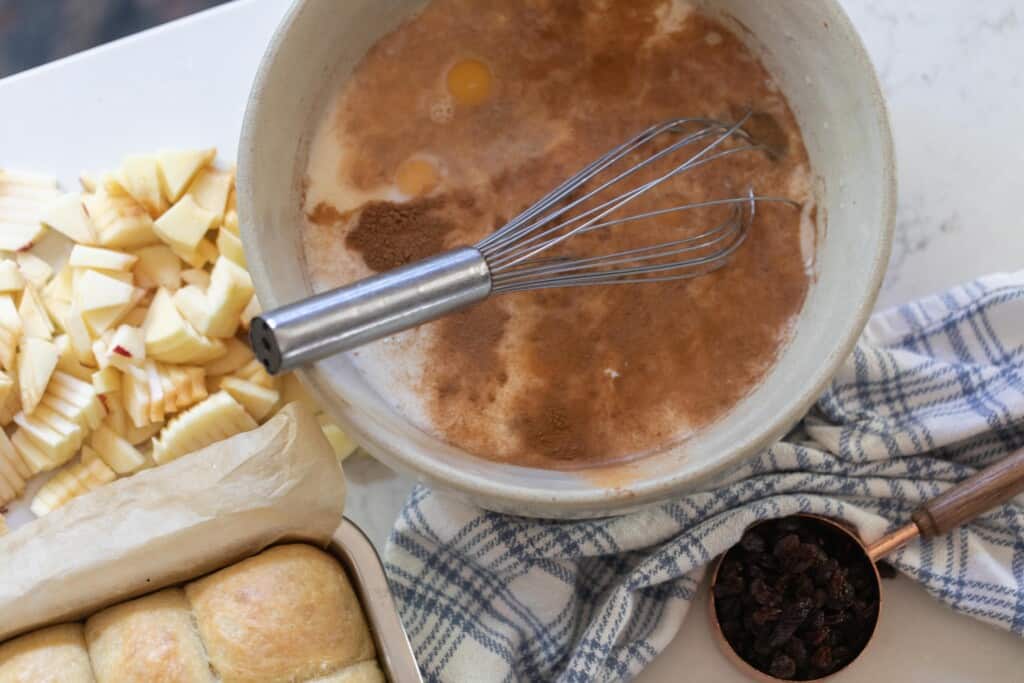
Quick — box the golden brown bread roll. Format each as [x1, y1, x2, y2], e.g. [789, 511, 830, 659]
[84, 589, 216, 683]
[0, 623, 96, 683]
[185, 544, 376, 682]
[307, 661, 387, 683]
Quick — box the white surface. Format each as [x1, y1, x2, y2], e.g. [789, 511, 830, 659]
[0, 0, 1021, 679]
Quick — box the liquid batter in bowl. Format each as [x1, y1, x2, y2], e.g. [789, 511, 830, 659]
[301, 0, 815, 469]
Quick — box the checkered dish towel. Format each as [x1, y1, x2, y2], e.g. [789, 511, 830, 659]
[385, 272, 1024, 683]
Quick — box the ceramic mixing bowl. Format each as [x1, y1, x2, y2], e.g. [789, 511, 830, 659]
[238, 0, 895, 518]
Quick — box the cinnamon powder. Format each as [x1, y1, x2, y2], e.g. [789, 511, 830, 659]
[345, 197, 457, 272]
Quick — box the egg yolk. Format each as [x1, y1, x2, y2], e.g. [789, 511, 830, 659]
[395, 157, 441, 197]
[446, 59, 493, 106]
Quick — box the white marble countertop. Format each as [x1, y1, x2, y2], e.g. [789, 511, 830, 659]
[0, 0, 1021, 679]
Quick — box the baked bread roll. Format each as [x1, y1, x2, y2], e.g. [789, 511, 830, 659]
[0, 623, 95, 683]
[185, 544, 376, 682]
[84, 588, 216, 683]
[308, 661, 386, 683]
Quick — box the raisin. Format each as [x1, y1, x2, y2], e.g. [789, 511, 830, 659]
[752, 606, 783, 625]
[769, 653, 797, 679]
[810, 645, 834, 672]
[773, 533, 801, 560]
[741, 530, 767, 554]
[784, 637, 808, 667]
[750, 578, 781, 606]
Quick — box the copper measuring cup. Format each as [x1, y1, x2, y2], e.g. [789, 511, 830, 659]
[709, 446, 1024, 681]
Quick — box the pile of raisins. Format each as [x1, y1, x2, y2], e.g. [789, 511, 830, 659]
[712, 516, 880, 680]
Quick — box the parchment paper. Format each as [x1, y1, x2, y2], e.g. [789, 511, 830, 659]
[0, 402, 346, 641]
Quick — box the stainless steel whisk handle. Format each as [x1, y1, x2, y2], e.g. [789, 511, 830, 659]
[250, 247, 492, 374]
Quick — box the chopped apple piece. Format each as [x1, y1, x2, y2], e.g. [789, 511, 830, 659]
[119, 154, 168, 217]
[47, 371, 104, 430]
[180, 268, 211, 290]
[75, 269, 136, 312]
[0, 371, 21, 425]
[63, 302, 95, 365]
[110, 324, 146, 359]
[83, 191, 158, 249]
[172, 285, 208, 333]
[199, 257, 254, 338]
[90, 424, 146, 474]
[133, 244, 181, 290]
[11, 428, 51, 475]
[0, 294, 20, 334]
[82, 299, 136, 338]
[30, 455, 116, 516]
[234, 358, 275, 390]
[16, 252, 53, 289]
[13, 405, 83, 467]
[153, 194, 217, 257]
[121, 366, 151, 429]
[0, 323, 17, 374]
[0, 370, 12, 410]
[143, 359, 166, 423]
[215, 227, 246, 267]
[240, 294, 260, 331]
[204, 337, 254, 375]
[18, 337, 58, 414]
[151, 390, 256, 465]
[157, 148, 216, 202]
[68, 245, 138, 271]
[44, 296, 70, 334]
[143, 288, 225, 364]
[0, 425, 30, 480]
[18, 284, 54, 340]
[101, 172, 130, 197]
[173, 237, 218, 270]
[0, 261, 25, 292]
[79, 172, 98, 193]
[186, 168, 233, 223]
[319, 419, 358, 461]
[92, 366, 120, 394]
[54, 334, 93, 381]
[219, 376, 279, 422]
[41, 192, 99, 245]
[43, 265, 73, 302]
[0, 431, 27, 504]
[0, 169, 59, 251]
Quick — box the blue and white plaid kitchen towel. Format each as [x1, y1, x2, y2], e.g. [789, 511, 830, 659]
[385, 271, 1024, 683]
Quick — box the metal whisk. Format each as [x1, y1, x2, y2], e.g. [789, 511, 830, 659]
[251, 113, 795, 374]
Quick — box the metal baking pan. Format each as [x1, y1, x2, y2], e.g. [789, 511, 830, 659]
[330, 517, 423, 683]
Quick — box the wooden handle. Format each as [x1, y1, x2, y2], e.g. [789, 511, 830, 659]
[912, 448, 1024, 538]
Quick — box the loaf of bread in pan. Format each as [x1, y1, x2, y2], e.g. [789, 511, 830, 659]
[186, 544, 376, 682]
[0, 545, 386, 683]
[85, 589, 216, 683]
[0, 623, 95, 683]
